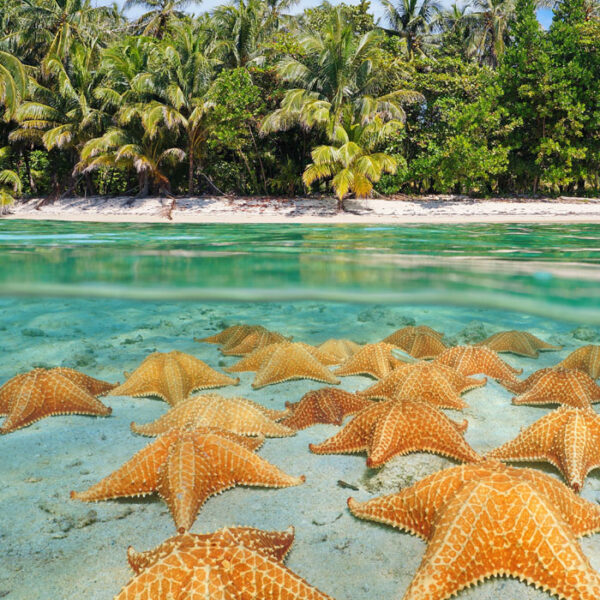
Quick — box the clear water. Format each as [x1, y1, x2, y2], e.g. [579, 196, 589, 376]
[1, 220, 600, 600]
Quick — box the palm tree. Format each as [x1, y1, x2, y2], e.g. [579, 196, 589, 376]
[124, 0, 202, 38]
[147, 22, 219, 193]
[303, 116, 400, 207]
[0, 51, 28, 121]
[381, 0, 441, 58]
[468, 0, 515, 67]
[0, 148, 22, 212]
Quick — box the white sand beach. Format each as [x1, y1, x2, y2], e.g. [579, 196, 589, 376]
[5, 195, 600, 224]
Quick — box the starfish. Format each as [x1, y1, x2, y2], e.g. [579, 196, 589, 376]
[0, 367, 114, 434]
[497, 366, 554, 394]
[220, 327, 290, 356]
[131, 394, 294, 437]
[475, 329, 562, 358]
[317, 339, 362, 362]
[382, 326, 447, 359]
[487, 406, 600, 492]
[309, 399, 480, 467]
[71, 427, 304, 532]
[557, 345, 600, 379]
[110, 351, 239, 406]
[281, 388, 373, 430]
[358, 362, 486, 410]
[348, 460, 600, 600]
[511, 367, 600, 408]
[195, 324, 258, 346]
[334, 343, 407, 380]
[434, 345, 522, 383]
[115, 526, 334, 600]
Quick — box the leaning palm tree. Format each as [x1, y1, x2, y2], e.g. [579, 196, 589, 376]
[381, 0, 441, 58]
[124, 0, 202, 38]
[303, 115, 401, 208]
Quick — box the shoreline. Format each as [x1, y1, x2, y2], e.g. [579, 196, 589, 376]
[3, 195, 600, 224]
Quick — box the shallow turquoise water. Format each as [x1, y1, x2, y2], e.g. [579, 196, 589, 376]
[1, 221, 600, 600]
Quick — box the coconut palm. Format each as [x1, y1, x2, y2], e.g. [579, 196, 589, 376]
[124, 0, 202, 38]
[468, 0, 515, 67]
[381, 0, 441, 58]
[0, 147, 22, 212]
[0, 51, 28, 121]
[303, 114, 400, 208]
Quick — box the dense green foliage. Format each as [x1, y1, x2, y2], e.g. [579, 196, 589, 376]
[0, 0, 599, 205]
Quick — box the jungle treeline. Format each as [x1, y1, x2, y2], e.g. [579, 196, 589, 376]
[0, 0, 599, 207]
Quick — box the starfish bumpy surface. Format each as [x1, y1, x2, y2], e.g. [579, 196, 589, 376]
[130, 393, 294, 437]
[110, 350, 239, 405]
[511, 367, 600, 408]
[476, 329, 562, 357]
[334, 343, 406, 380]
[0, 367, 114, 434]
[487, 406, 600, 491]
[115, 526, 334, 600]
[358, 361, 485, 409]
[309, 399, 480, 467]
[348, 460, 600, 600]
[557, 345, 600, 379]
[382, 326, 447, 359]
[71, 427, 304, 532]
[220, 327, 290, 356]
[281, 388, 373, 430]
[317, 339, 362, 362]
[434, 345, 522, 382]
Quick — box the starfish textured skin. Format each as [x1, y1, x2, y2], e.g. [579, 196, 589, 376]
[511, 367, 600, 408]
[382, 327, 447, 359]
[71, 427, 304, 532]
[475, 329, 562, 358]
[317, 339, 362, 362]
[115, 526, 334, 600]
[487, 406, 600, 491]
[224, 343, 339, 389]
[434, 345, 522, 383]
[358, 361, 486, 409]
[0, 367, 115, 434]
[130, 393, 294, 437]
[334, 343, 406, 380]
[195, 324, 258, 346]
[281, 388, 373, 430]
[498, 366, 555, 394]
[348, 460, 600, 600]
[110, 351, 239, 406]
[309, 399, 480, 467]
[557, 345, 600, 379]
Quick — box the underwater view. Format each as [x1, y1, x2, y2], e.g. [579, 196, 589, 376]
[2, 221, 600, 600]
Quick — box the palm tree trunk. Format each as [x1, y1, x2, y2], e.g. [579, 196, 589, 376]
[138, 172, 149, 197]
[188, 141, 194, 195]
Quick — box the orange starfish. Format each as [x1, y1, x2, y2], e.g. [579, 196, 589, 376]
[434, 345, 522, 383]
[512, 367, 600, 408]
[71, 427, 304, 532]
[110, 351, 239, 406]
[334, 343, 406, 380]
[195, 324, 257, 346]
[348, 460, 600, 600]
[220, 327, 290, 356]
[131, 394, 294, 437]
[475, 329, 561, 358]
[115, 526, 334, 600]
[557, 345, 600, 379]
[309, 399, 479, 467]
[317, 339, 362, 362]
[358, 362, 485, 409]
[0, 367, 114, 434]
[382, 326, 447, 359]
[497, 366, 554, 394]
[487, 406, 600, 492]
[281, 388, 373, 430]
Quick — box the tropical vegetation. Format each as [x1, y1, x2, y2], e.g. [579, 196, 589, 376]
[0, 0, 599, 209]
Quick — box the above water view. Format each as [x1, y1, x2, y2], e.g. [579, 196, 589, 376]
[2, 221, 600, 600]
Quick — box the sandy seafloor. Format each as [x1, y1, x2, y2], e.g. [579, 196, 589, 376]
[1, 298, 600, 600]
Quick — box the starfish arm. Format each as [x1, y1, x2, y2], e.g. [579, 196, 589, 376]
[409, 335, 447, 360]
[71, 435, 173, 501]
[175, 353, 239, 393]
[0, 373, 31, 415]
[54, 368, 117, 396]
[402, 476, 600, 600]
[225, 345, 279, 373]
[308, 404, 384, 456]
[110, 362, 164, 400]
[559, 412, 592, 492]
